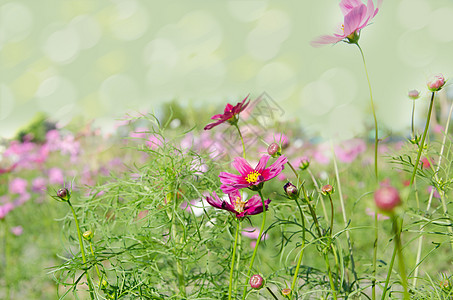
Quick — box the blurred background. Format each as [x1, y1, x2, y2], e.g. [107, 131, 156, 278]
[1, 0, 453, 140]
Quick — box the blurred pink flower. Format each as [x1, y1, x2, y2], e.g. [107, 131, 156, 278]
[427, 186, 441, 198]
[10, 226, 23, 236]
[242, 227, 269, 240]
[9, 178, 28, 195]
[365, 207, 389, 220]
[335, 139, 366, 163]
[147, 135, 163, 149]
[48, 167, 64, 185]
[32, 177, 47, 193]
[0, 203, 14, 219]
[311, 0, 382, 47]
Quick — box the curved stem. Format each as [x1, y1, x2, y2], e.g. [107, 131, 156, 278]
[381, 244, 397, 300]
[324, 252, 338, 300]
[356, 43, 379, 179]
[372, 212, 378, 300]
[235, 124, 246, 159]
[266, 287, 279, 300]
[411, 100, 416, 139]
[392, 216, 409, 299]
[229, 220, 241, 300]
[241, 190, 267, 300]
[410, 92, 435, 185]
[89, 241, 102, 286]
[290, 200, 306, 299]
[68, 201, 95, 299]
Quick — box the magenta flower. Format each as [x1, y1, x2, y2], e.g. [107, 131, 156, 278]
[311, 0, 382, 47]
[206, 190, 270, 219]
[204, 95, 250, 130]
[219, 155, 288, 193]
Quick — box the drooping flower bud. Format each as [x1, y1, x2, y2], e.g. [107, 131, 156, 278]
[427, 74, 446, 92]
[83, 230, 93, 241]
[282, 288, 291, 297]
[321, 184, 334, 195]
[299, 157, 310, 170]
[283, 182, 298, 199]
[56, 188, 70, 202]
[267, 143, 281, 157]
[408, 89, 420, 100]
[249, 274, 264, 289]
[374, 186, 401, 211]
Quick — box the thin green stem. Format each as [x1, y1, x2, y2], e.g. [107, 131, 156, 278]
[357, 43, 379, 179]
[266, 287, 279, 300]
[324, 252, 338, 300]
[392, 216, 409, 300]
[68, 201, 95, 299]
[410, 91, 435, 185]
[235, 124, 246, 159]
[411, 100, 416, 139]
[290, 200, 306, 300]
[170, 191, 186, 297]
[229, 220, 241, 300]
[308, 168, 329, 224]
[332, 144, 359, 290]
[89, 241, 102, 286]
[328, 194, 334, 238]
[233, 221, 242, 297]
[381, 244, 397, 300]
[372, 212, 378, 300]
[241, 190, 267, 300]
[413, 99, 453, 286]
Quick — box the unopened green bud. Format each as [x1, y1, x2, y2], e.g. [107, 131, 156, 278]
[83, 230, 93, 241]
[56, 188, 70, 202]
[321, 184, 334, 196]
[299, 157, 310, 170]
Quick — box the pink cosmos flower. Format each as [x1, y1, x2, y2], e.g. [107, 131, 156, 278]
[204, 95, 250, 130]
[219, 155, 288, 193]
[11, 226, 23, 236]
[9, 178, 28, 195]
[0, 203, 14, 219]
[48, 167, 64, 185]
[311, 0, 382, 47]
[206, 190, 270, 219]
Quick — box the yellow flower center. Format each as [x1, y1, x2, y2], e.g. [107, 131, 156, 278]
[341, 24, 344, 32]
[245, 171, 261, 184]
[234, 196, 245, 213]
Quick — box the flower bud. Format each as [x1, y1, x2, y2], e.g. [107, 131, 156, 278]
[321, 184, 334, 195]
[408, 89, 420, 100]
[267, 143, 281, 157]
[249, 274, 264, 289]
[299, 157, 310, 170]
[427, 74, 446, 92]
[83, 230, 93, 241]
[283, 182, 298, 199]
[374, 186, 401, 211]
[56, 188, 70, 202]
[282, 288, 291, 297]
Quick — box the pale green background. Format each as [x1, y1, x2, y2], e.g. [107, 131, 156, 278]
[1, 0, 452, 139]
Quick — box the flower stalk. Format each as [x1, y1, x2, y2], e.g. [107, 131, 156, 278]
[68, 201, 95, 299]
[228, 220, 241, 300]
[241, 190, 267, 300]
[410, 91, 435, 185]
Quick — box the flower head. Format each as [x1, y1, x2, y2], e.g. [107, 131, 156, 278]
[204, 95, 250, 130]
[408, 89, 420, 100]
[205, 190, 270, 218]
[250, 274, 264, 289]
[219, 155, 288, 193]
[311, 0, 382, 47]
[374, 185, 401, 211]
[427, 74, 446, 92]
